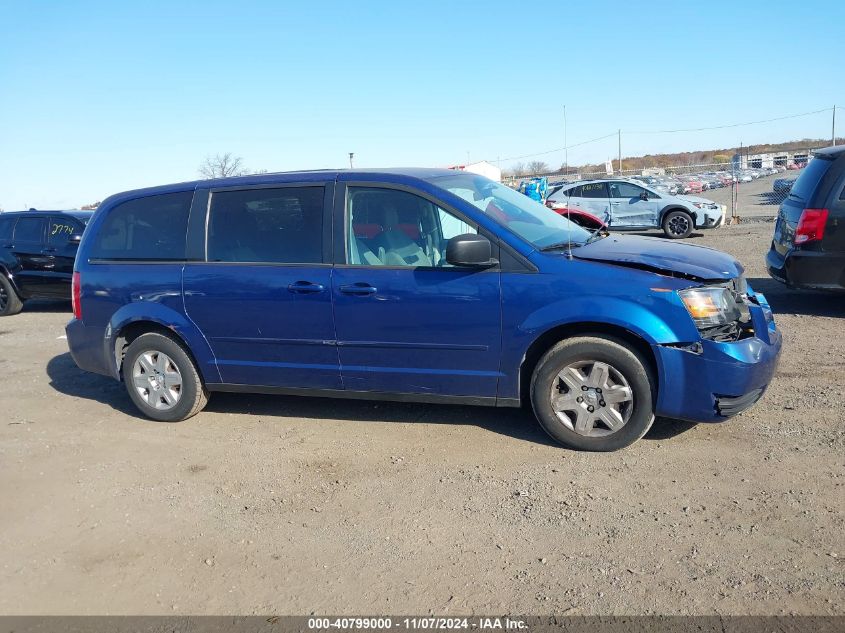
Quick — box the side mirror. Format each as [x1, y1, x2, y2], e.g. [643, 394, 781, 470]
[445, 234, 497, 267]
[68, 234, 82, 245]
[639, 192, 649, 201]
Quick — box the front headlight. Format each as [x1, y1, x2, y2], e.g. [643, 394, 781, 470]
[678, 286, 738, 329]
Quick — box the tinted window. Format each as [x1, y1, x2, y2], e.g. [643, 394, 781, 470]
[90, 192, 193, 260]
[346, 187, 477, 267]
[609, 182, 646, 198]
[0, 216, 14, 241]
[790, 158, 832, 201]
[579, 182, 609, 199]
[13, 217, 44, 242]
[207, 187, 324, 264]
[48, 217, 84, 245]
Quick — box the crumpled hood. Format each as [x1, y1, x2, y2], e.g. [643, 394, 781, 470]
[573, 235, 743, 281]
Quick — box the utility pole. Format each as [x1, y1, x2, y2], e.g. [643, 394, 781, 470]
[617, 129, 622, 174]
[348, 152, 354, 168]
[563, 105, 568, 177]
[833, 105, 837, 146]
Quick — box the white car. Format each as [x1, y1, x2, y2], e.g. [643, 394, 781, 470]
[546, 179, 725, 239]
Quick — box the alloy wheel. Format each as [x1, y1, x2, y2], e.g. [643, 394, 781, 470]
[549, 360, 634, 437]
[668, 215, 690, 236]
[132, 350, 183, 411]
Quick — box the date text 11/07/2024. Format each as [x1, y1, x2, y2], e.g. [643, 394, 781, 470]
[306, 617, 528, 630]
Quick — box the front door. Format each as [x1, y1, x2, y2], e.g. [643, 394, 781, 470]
[183, 183, 341, 389]
[332, 183, 503, 398]
[607, 181, 660, 227]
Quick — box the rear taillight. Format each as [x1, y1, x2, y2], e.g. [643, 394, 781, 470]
[72, 272, 81, 320]
[794, 208, 829, 245]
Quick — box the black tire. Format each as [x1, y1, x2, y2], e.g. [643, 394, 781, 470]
[0, 275, 24, 316]
[122, 332, 208, 422]
[529, 336, 655, 451]
[662, 210, 693, 239]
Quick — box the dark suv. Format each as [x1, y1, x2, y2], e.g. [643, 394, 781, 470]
[0, 210, 93, 315]
[767, 145, 845, 291]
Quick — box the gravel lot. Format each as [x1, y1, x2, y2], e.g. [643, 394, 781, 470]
[0, 214, 842, 615]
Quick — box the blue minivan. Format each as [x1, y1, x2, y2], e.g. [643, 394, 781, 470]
[66, 169, 781, 451]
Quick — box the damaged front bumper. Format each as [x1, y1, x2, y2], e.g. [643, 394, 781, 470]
[652, 291, 781, 422]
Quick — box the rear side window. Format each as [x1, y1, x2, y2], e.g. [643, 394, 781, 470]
[13, 217, 45, 242]
[0, 216, 14, 240]
[580, 182, 610, 199]
[48, 217, 84, 245]
[790, 158, 833, 201]
[90, 192, 193, 260]
[207, 187, 324, 264]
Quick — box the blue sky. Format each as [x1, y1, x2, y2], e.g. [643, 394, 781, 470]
[1, 0, 844, 209]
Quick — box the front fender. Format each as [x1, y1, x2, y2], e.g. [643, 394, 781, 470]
[520, 295, 698, 346]
[106, 302, 221, 383]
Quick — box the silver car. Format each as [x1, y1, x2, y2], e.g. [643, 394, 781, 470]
[546, 179, 725, 239]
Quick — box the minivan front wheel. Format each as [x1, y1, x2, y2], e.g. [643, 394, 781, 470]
[122, 332, 208, 422]
[662, 210, 693, 239]
[530, 336, 655, 451]
[0, 275, 24, 316]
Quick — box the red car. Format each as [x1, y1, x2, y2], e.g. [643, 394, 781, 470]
[545, 200, 606, 230]
[678, 177, 704, 194]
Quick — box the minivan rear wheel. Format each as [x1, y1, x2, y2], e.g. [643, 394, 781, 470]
[122, 332, 208, 422]
[0, 275, 24, 316]
[662, 210, 693, 239]
[530, 336, 655, 451]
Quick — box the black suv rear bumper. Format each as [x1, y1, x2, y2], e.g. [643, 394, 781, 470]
[767, 247, 845, 291]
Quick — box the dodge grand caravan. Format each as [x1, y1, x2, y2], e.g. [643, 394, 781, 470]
[66, 169, 781, 451]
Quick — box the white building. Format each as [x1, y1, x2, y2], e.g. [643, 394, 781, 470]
[448, 160, 502, 182]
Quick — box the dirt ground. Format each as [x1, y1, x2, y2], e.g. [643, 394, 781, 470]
[0, 213, 842, 616]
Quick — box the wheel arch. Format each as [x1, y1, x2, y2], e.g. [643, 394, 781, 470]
[659, 205, 697, 224]
[518, 321, 659, 406]
[0, 263, 25, 298]
[112, 320, 210, 384]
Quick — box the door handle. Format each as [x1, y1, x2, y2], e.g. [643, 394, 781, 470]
[287, 281, 325, 294]
[339, 283, 377, 296]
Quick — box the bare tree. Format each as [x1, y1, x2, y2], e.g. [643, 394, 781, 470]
[527, 160, 549, 175]
[509, 162, 526, 177]
[199, 153, 248, 179]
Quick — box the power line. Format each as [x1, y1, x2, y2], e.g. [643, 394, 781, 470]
[486, 132, 617, 164]
[627, 107, 833, 134]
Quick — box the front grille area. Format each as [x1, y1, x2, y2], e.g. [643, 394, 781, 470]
[715, 389, 763, 417]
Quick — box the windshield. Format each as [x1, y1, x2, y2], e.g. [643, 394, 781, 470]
[424, 173, 592, 249]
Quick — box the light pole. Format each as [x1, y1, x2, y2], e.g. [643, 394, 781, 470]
[348, 152, 354, 168]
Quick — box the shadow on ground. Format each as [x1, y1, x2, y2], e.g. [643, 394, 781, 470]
[22, 299, 71, 314]
[755, 191, 789, 206]
[47, 352, 697, 448]
[749, 277, 845, 317]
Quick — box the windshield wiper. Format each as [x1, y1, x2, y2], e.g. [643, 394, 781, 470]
[582, 226, 608, 246]
[540, 226, 607, 252]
